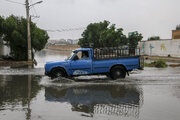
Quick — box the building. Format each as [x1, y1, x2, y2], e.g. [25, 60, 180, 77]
[48, 39, 79, 45]
[139, 39, 180, 57]
[172, 30, 180, 39]
[0, 39, 10, 56]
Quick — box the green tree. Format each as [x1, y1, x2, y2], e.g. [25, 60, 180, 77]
[78, 20, 127, 48]
[0, 16, 4, 38]
[100, 25, 127, 47]
[128, 31, 143, 48]
[1, 15, 49, 61]
[176, 24, 180, 30]
[148, 36, 160, 41]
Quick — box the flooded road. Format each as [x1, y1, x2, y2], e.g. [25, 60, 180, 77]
[0, 49, 180, 120]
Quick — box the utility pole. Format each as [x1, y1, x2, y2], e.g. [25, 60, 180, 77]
[25, 0, 32, 62]
[5, 0, 42, 64]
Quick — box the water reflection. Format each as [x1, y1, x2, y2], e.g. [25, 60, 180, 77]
[0, 75, 42, 120]
[27, 75, 32, 120]
[45, 84, 143, 118]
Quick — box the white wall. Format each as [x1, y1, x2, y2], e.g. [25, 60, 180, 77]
[0, 45, 10, 56]
[139, 39, 180, 57]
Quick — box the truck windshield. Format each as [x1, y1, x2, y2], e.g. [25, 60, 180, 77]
[66, 51, 76, 60]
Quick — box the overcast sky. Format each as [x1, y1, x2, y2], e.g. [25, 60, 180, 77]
[1, 0, 180, 40]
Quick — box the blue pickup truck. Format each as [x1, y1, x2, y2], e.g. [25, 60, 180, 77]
[45, 47, 144, 79]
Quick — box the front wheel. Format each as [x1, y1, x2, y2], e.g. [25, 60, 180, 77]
[51, 68, 66, 79]
[110, 66, 126, 80]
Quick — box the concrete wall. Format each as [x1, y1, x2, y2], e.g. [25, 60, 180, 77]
[0, 45, 10, 56]
[139, 39, 180, 57]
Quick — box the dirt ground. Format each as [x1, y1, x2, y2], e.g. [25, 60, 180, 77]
[144, 56, 180, 63]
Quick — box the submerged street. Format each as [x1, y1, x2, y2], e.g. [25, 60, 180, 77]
[0, 50, 180, 120]
[1, 0, 180, 119]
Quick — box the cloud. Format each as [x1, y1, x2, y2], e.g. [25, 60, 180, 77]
[1, 0, 180, 39]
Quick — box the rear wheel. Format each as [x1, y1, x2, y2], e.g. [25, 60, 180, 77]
[106, 73, 111, 79]
[51, 68, 66, 79]
[110, 66, 126, 80]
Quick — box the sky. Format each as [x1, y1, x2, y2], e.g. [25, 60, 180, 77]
[0, 0, 180, 40]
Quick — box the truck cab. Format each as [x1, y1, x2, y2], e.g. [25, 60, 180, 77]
[45, 47, 143, 79]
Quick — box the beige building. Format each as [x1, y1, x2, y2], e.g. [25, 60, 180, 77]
[172, 30, 180, 39]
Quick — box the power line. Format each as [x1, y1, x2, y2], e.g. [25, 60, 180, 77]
[46, 27, 86, 32]
[30, 0, 38, 16]
[4, 0, 39, 18]
[4, 0, 40, 18]
[4, 0, 24, 5]
[32, 6, 38, 16]
[29, 0, 40, 20]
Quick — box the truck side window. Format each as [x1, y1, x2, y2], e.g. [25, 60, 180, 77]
[81, 51, 89, 60]
[73, 55, 79, 60]
[74, 51, 89, 60]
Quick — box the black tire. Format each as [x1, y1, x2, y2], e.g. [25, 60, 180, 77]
[51, 68, 66, 79]
[106, 73, 111, 79]
[110, 66, 126, 80]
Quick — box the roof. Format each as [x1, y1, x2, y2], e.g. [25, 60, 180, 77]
[73, 48, 92, 51]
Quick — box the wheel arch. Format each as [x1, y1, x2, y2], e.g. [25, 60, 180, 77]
[110, 64, 127, 72]
[50, 66, 68, 76]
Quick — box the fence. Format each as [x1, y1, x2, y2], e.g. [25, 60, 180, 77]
[93, 47, 140, 60]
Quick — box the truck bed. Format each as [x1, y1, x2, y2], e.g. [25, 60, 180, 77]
[93, 47, 140, 60]
[92, 56, 141, 74]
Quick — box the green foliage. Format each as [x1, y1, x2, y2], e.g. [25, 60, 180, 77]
[100, 26, 127, 47]
[78, 20, 127, 48]
[128, 31, 143, 48]
[144, 62, 152, 67]
[0, 15, 49, 61]
[0, 16, 4, 39]
[176, 24, 180, 30]
[151, 59, 168, 68]
[78, 21, 143, 48]
[145, 59, 168, 68]
[148, 36, 160, 41]
[32, 27, 49, 51]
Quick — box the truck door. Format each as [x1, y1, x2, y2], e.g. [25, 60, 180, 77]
[70, 50, 92, 75]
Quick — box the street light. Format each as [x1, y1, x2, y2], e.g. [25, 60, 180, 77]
[5, 0, 42, 66]
[26, 0, 42, 64]
[29, 1, 43, 7]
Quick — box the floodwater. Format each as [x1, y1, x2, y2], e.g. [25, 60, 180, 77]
[0, 49, 180, 120]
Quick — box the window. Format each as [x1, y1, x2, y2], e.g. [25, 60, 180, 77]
[73, 51, 89, 60]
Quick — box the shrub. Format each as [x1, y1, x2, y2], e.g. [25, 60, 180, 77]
[176, 24, 180, 30]
[151, 59, 168, 68]
[144, 59, 168, 68]
[148, 36, 160, 41]
[144, 62, 154, 67]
